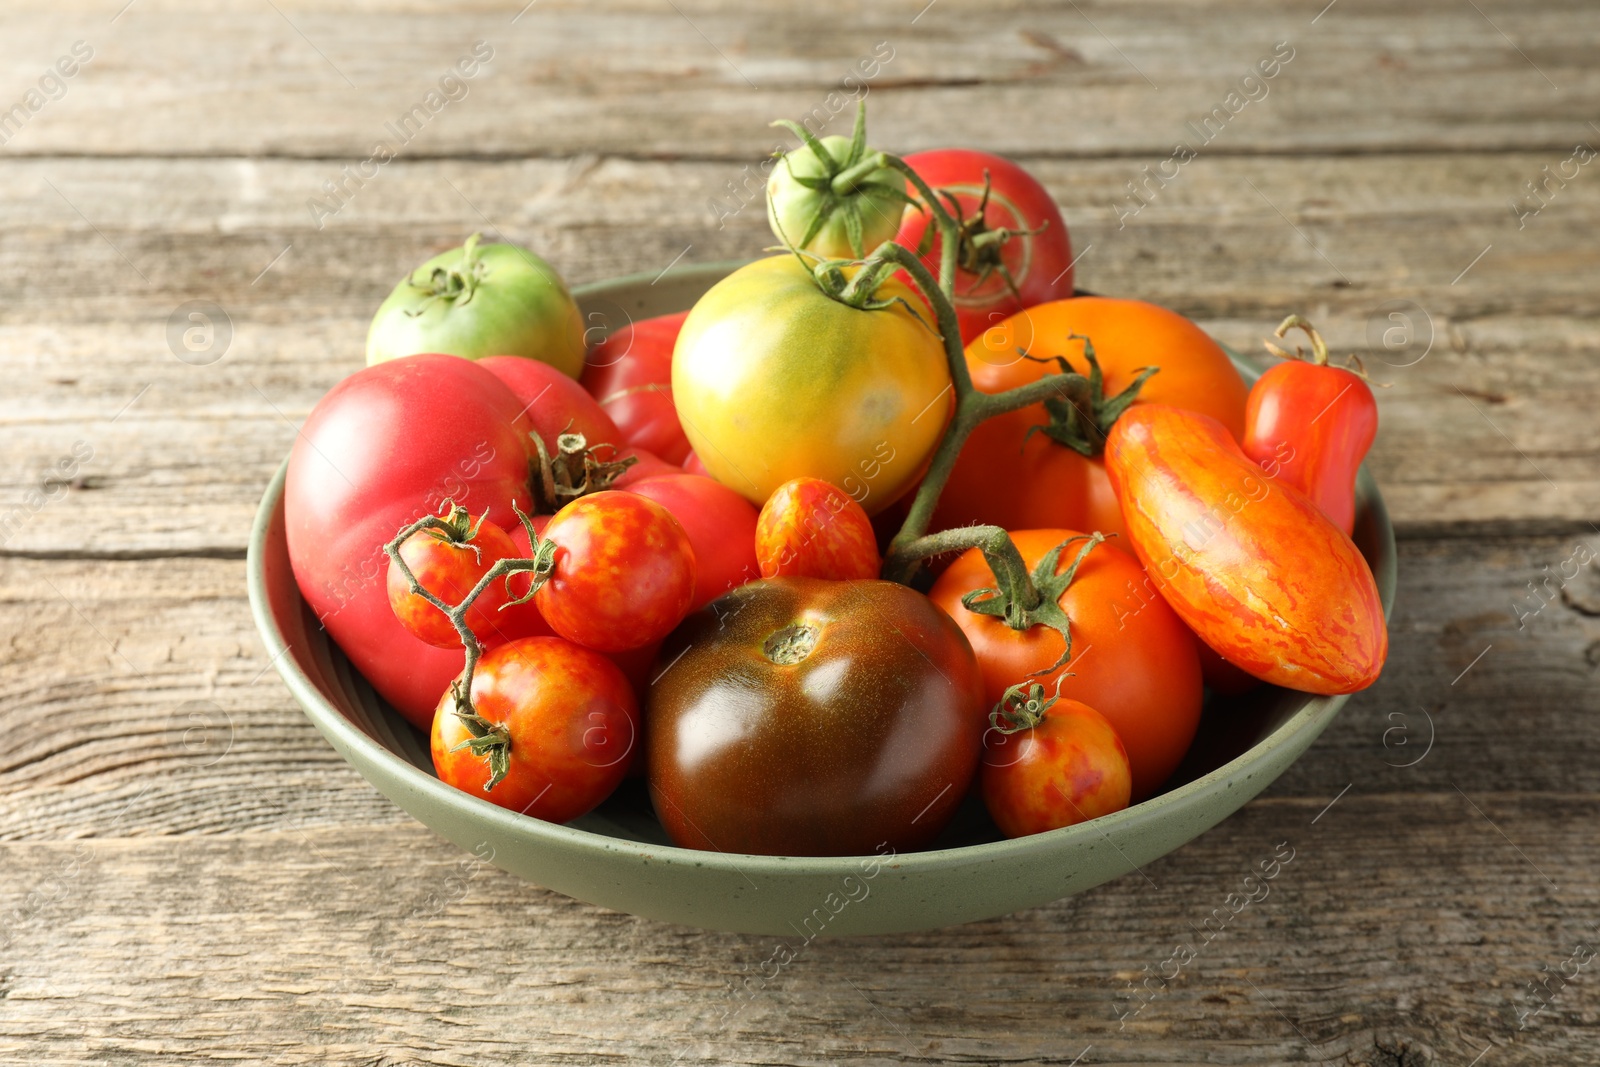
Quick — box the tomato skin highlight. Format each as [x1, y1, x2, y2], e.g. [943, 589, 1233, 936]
[285, 354, 537, 730]
[581, 311, 691, 463]
[1105, 404, 1388, 695]
[432, 637, 639, 822]
[671, 255, 951, 515]
[647, 577, 985, 856]
[928, 530, 1202, 801]
[755, 477, 881, 582]
[1242, 361, 1378, 536]
[982, 699, 1132, 838]
[896, 150, 1075, 343]
[536, 491, 697, 653]
[935, 297, 1250, 542]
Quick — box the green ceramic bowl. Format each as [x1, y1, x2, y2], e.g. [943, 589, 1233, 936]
[248, 262, 1397, 936]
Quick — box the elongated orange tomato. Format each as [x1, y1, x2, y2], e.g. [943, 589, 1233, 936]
[1104, 404, 1387, 695]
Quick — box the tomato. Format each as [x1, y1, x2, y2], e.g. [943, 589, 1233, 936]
[625, 473, 760, 608]
[934, 297, 1250, 542]
[755, 477, 880, 581]
[286, 354, 536, 730]
[1242, 317, 1378, 536]
[647, 578, 985, 856]
[479, 355, 621, 452]
[612, 446, 686, 490]
[366, 234, 585, 377]
[896, 149, 1075, 343]
[673, 255, 949, 514]
[581, 311, 691, 463]
[681, 451, 711, 478]
[385, 507, 547, 648]
[928, 530, 1202, 800]
[766, 125, 906, 259]
[981, 688, 1131, 838]
[432, 637, 638, 821]
[1105, 404, 1388, 695]
[536, 491, 696, 653]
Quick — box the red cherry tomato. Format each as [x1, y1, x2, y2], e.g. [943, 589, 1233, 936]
[982, 691, 1132, 838]
[536, 491, 696, 653]
[386, 510, 546, 648]
[754, 477, 880, 581]
[479, 354, 621, 451]
[1241, 317, 1378, 536]
[432, 637, 638, 821]
[626, 473, 760, 609]
[1105, 404, 1388, 695]
[285, 354, 537, 729]
[895, 150, 1075, 343]
[581, 311, 691, 463]
[928, 530, 1202, 800]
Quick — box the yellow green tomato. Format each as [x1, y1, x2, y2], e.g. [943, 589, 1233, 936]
[672, 255, 950, 515]
[766, 135, 907, 260]
[366, 234, 585, 377]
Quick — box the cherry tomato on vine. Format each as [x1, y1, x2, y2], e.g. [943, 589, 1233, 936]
[432, 637, 639, 822]
[755, 477, 880, 582]
[928, 529, 1202, 800]
[580, 311, 691, 463]
[935, 297, 1250, 542]
[672, 255, 950, 514]
[1242, 316, 1378, 536]
[647, 577, 985, 856]
[536, 491, 696, 653]
[895, 150, 1075, 343]
[1105, 404, 1388, 695]
[386, 508, 548, 648]
[981, 686, 1132, 838]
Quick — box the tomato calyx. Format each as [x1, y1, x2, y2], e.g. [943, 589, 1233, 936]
[528, 430, 637, 513]
[962, 532, 1105, 673]
[769, 103, 920, 258]
[1264, 313, 1384, 384]
[1023, 338, 1159, 457]
[403, 232, 491, 317]
[447, 703, 513, 791]
[419, 500, 492, 561]
[989, 680, 1059, 735]
[921, 170, 1048, 302]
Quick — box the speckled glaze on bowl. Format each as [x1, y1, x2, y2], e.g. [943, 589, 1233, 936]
[247, 262, 1397, 936]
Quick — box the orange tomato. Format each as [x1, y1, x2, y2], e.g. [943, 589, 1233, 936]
[934, 297, 1249, 541]
[1104, 404, 1388, 694]
[928, 529, 1203, 800]
[754, 477, 880, 581]
[981, 693, 1132, 838]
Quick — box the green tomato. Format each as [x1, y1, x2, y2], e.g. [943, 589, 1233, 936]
[366, 234, 585, 377]
[766, 134, 907, 260]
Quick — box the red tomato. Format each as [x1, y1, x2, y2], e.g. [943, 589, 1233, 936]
[612, 446, 685, 489]
[580, 311, 691, 463]
[386, 510, 546, 648]
[895, 150, 1075, 342]
[285, 354, 536, 730]
[936, 297, 1250, 543]
[681, 451, 711, 478]
[1105, 404, 1388, 694]
[928, 530, 1202, 800]
[536, 491, 696, 653]
[479, 354, 620, 451]
[755, 477, 880, 581]
[1242, 319, 1378, 536]
[432, 637, 638, 821]
[982, 690, 1132, 838]
[625, 473, 760, 609]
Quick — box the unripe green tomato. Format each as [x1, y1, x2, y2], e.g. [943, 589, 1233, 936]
[766, 136, 906, 259]
[366, 236, 585, 377]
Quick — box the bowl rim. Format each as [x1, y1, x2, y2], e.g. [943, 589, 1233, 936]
[248, 264, 1398, 876]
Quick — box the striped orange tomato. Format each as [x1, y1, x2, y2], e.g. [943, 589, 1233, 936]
[1104, 404, 1387, 695]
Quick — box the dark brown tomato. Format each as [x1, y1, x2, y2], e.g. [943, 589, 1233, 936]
[646, 577, 986, 857]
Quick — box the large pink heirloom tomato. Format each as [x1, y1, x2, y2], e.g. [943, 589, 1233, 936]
[285, 354, 551, 729]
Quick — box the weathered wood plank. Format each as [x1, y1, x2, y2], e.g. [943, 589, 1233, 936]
[0, 153, 1597, 555]
[0, 533, 1593, 840]
[0, 796, 1592, 1066]
[0, 1, 1596, 159]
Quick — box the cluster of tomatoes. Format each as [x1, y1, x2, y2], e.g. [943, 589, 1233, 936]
[283, 105, 1387, 857]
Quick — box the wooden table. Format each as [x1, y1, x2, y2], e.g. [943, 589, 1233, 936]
[2, 2, 1596, 1063]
